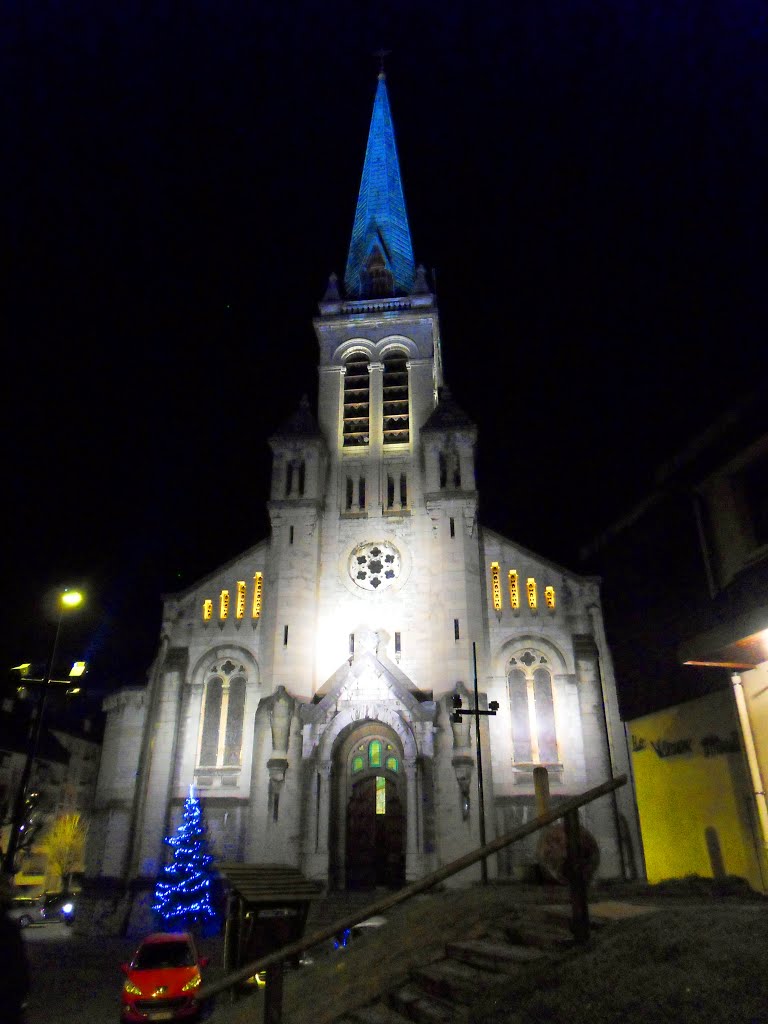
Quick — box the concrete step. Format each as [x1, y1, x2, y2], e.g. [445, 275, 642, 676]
[445, 940, 546, 973]
[503, 918, 576, 951]
[410, 958, 511, 1005]
[538, 903, 609, 928]
[388, 983, 464, 1023]
[343, 1002, 415, 1024]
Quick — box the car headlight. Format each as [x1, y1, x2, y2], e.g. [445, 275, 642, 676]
[182, 974, 201, 992]
[62, 903, 74, 914]
[123, 981, 143, 996]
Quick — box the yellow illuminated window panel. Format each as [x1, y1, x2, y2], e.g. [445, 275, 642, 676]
[375, 776, 386, 815]
[252, 572, 263, 619]
[202, 599, 213, 622]
[508, 570, 520, 609]
[527, 577, 537, 610]
[490, 562, 502, 611]
[236, 581, 247, 619]
[545, 585, 556, 610]
[219, 590, 230, 620]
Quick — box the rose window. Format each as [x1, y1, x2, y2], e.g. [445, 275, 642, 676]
[349, 542, 401, 591]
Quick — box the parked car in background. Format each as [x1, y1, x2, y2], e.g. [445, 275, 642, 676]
[40, 892, 75, 925]
[121, 932, 209, 1022]
[8, 896, 43, 929]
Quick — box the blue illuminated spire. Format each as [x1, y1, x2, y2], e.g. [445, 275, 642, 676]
[344, 74, 416, 298]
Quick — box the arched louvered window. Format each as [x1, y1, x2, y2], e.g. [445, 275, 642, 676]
[507, 651, 559, 766]
[198, 662, 248, 768]
[343, 355, 370, 447]
[382, 355, 409, 445]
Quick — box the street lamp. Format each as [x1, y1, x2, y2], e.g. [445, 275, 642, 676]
[2, 588, 84, 878]
[451, 641, 499, 885]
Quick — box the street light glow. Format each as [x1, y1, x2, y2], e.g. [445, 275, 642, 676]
[61, 590, 83, 608]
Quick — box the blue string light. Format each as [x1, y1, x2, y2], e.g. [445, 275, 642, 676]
[152, 786, 221, 935]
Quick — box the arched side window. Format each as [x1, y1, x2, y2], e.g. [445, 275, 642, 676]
[507, 650, 560, 767]
[199, 679, 222, 766]
[382, 355, 409, 445]
[198, 661, 248, 768]
[343, 354, 370, 447]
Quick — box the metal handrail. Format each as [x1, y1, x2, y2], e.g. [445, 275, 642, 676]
[198, 773, 626, 1007]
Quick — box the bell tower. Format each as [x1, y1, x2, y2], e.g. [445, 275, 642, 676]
[314, 73, 443, 520]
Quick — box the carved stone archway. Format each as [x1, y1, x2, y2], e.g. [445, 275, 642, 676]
[330, 719, 406, 890]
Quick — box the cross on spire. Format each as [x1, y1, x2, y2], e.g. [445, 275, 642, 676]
[373, 48, 391, 78]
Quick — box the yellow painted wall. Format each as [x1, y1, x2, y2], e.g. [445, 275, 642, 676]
[743, 662, 768, 803]
[629, 689, 765, 891]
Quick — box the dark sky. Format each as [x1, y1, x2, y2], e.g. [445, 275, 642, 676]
[3, 2, 766, 700]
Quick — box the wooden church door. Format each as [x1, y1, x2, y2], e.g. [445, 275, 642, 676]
[345, 775, 405, 890]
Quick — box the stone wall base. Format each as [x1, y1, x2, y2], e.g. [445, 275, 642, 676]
[76, 876, 156, 937]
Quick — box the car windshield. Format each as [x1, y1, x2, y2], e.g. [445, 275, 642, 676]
[133, 941, 195, 970]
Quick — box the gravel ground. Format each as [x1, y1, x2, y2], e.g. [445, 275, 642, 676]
[22, 881, 765, 1024]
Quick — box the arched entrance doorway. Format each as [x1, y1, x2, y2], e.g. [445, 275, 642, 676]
[331, 722, 406, 890]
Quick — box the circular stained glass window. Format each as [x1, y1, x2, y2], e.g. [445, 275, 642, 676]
[349, 541, 401, 592]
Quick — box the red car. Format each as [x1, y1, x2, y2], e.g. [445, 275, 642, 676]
[120, 932, 209, 1022]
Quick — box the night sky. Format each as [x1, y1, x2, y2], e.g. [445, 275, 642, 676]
[3, 2, 766, 705]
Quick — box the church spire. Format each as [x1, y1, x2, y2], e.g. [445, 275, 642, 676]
[344, 74, 416, 299]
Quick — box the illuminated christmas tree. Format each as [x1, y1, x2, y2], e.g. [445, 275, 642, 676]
[152, 786, 220, 935]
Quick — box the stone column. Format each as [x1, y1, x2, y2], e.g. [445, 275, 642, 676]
[368, 362, 384, 452]
[305, 757, 331, 884]
[305, 760, 332, 883]
[404, 758, 420, 880]
[133, 665, 185, 878]
[574, 638, 621, 877]
[317, 760, 332, 852]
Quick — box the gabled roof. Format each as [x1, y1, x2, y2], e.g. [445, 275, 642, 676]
[421, 387, 476, 433]
[269, 395, 322, 440]
[344, 74, 415, 298]
[302, 649, 435, 725]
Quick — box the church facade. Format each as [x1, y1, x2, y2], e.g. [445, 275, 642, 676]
[86, 75, 638, 928]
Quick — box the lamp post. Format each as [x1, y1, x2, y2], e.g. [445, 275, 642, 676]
[2, 589, 84, 878]
[451, 641, 499, 885]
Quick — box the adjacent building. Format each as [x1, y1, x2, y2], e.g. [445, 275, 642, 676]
[585, 395, 767, 890]
[1, 710, 100, 894]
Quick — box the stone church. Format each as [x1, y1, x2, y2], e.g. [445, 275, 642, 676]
[86, 74, 637, 926]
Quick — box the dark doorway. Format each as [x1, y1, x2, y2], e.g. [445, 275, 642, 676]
[345, 775, 405, 890]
